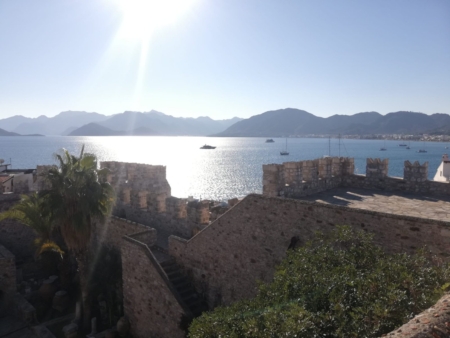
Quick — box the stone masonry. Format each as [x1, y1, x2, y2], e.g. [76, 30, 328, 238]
[0, 245, 16, 315]
[169, 194, 450, 308]
[4, 156, 450, 338]
[0, 194, 37, 260]
[100, 161, 210, 240]
[263, 157, 450, 198]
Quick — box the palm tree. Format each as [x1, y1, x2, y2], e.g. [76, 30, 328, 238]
[42, 146, 115, 329]
[0, 192, 63, 258]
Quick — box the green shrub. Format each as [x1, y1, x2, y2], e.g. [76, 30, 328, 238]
[189, 226, 450, 338]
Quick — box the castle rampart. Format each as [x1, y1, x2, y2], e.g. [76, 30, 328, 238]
[100, 161, 211, 239]
[3, 156, 450, 338]
[169, 194, 450, 308]
[263, 157, 355, 198]
[264, 157, 450, 198]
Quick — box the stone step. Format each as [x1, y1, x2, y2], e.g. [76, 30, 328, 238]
[156, 257, 208, 317]
[176, 283, 192, 294]
[170, 275, 187, 286]
[166, 270, 182, 279]
[179, 288, 196, 299]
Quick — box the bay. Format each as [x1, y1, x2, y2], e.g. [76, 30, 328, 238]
[0, 136, 447, 201]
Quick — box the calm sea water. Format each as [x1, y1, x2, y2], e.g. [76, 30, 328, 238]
[0, 136, 447, 201]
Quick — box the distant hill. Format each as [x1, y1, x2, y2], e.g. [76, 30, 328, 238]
[0, 110, 242, 136]
[69, 123, 158, 136]
[0, 127, 43, 136]
[0, 111, 108, 136]
[0, 128, 20, 136]
[95, 110, 241, 136]
[214, 109, 450, 137]
[69, 123, 122, 136]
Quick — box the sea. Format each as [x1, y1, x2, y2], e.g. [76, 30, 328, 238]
[1, 136, 447, 201]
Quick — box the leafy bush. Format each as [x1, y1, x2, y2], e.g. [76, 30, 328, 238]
[189, 226, 450, 338]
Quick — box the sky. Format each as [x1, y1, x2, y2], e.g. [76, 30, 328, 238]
[0, 0, 449, 120]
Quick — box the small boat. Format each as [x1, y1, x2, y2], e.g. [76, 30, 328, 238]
[200, 144, 216, 149]
[280, 138, 289, 155]
[406, 146, 410, 149]
[379, 147, 387, 151]
[265, 139, 275, 143]
[399, 144, 407, 146]
[417, 141, 427, 153]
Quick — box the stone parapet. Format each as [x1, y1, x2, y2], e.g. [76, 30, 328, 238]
[262, 157, 354, 198]
[366, 158, 389, 178]
[404, 160, 428, 183]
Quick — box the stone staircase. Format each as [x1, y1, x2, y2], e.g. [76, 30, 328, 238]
[159, 258, 208, 317]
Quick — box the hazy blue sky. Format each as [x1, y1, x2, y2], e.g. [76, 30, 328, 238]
[0, 0, 449, 119]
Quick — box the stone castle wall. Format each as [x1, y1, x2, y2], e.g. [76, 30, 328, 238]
[122, 235, 187, 338]
[92, 216, 156, 250]
[0, 194, 37, 260]
[264, 157, 450, 198]
[101, 161, 210, 239]
[263, 157, 355, 198]
[33, 165, 54, 191]
[169, 194, 450, 308]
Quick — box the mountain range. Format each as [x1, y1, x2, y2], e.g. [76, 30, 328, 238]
[1, 108, 449, 137]
[214, 108, 450, 137]
[0, 110, 242, 136]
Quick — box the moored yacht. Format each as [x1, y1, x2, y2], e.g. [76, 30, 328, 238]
[200, 144, 216, 149]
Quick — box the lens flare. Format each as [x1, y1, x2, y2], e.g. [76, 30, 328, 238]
[117, 0, 199, 40]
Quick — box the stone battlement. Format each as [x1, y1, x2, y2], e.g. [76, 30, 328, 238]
[263, 157, 354, 198]
[366, 158, 389, 178]
[263, 157, 447, 198]
[403, 160, 428, 182]
[100, 161, 212, 238]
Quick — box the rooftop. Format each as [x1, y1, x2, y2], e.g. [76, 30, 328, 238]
[300, 187, 450, 222]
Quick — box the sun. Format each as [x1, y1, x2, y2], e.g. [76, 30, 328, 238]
[117, 0, 199, 41]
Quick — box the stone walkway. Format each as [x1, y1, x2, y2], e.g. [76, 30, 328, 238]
[300, 188, 450, 222]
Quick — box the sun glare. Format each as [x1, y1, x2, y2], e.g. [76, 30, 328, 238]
[117, 0, 199, 40]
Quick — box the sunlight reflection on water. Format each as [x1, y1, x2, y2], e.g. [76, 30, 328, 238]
[1, 136, 446, 201]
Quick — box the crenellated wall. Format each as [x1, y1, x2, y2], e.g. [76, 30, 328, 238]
[404, 160, 428, 182]
[366, 158, 389, 179]
[264, 157, 450, 198]
[263, 157, 355, 198]
[101, 161, 211, 239]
